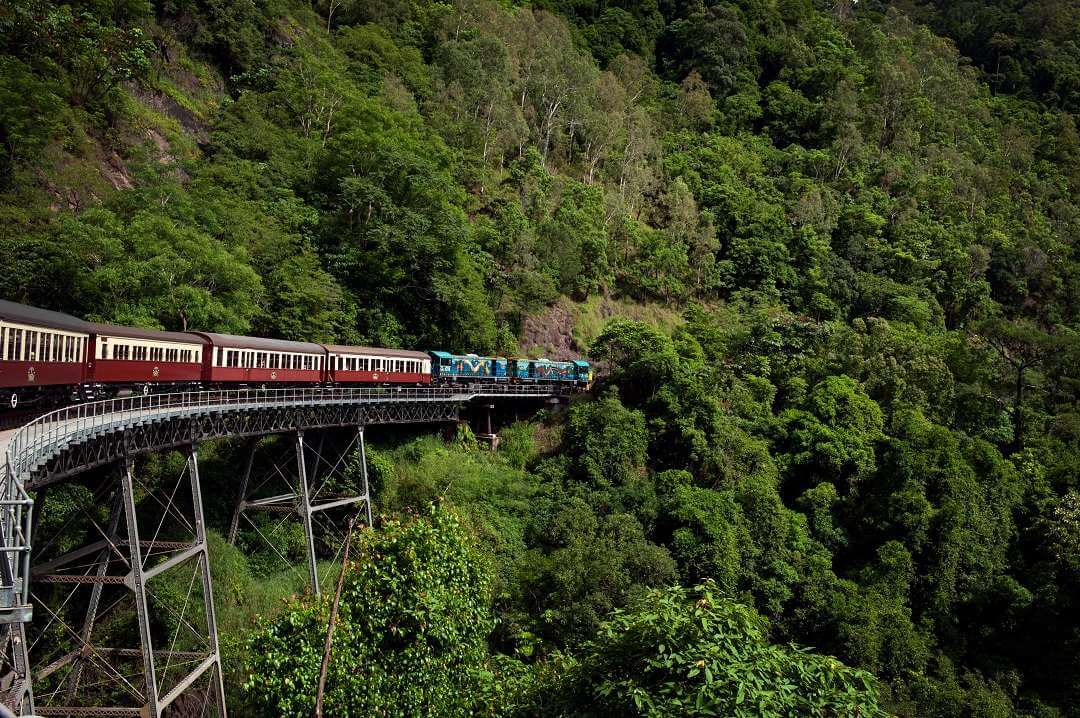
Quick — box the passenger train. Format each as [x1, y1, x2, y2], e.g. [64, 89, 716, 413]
[0, 300, 592, 409]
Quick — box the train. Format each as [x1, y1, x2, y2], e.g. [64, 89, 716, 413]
[0, 300, 592, 409]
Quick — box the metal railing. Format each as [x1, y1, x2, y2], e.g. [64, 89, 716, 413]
[6, 384, 563, 480]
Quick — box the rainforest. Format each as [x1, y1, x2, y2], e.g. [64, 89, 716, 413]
[2, 0, 1080, 715]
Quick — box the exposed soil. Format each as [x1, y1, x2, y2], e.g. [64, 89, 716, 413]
[99, 149, 134, 190]
[132, 85, 211, 143]
[519, 304, 582, 360]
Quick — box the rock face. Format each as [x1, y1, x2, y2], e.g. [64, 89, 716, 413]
[519, 304, 582, 360]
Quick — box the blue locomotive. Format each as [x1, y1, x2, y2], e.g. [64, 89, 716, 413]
[430, 351, 591, 387]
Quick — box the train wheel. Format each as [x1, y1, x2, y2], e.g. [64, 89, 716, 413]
[141, 384, 151, 397]
[8, 393, 17, 409]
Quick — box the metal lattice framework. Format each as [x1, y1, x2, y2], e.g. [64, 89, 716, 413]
[0, 384, 563, 715]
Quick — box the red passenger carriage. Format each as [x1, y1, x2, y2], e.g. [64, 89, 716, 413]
[195, 333, 326, 385]
[88, 323, 206, 395]
[0, 301, 89, 408]
[325, 345, 430, 385]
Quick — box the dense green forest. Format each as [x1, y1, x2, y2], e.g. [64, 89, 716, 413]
[4, 0, 1080, 715]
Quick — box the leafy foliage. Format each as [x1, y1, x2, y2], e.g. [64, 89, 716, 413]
[525, 581, 887, 717]
[245, 504, 493, 716]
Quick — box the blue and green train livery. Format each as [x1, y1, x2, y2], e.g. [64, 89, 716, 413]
[430, 351, 591, 387]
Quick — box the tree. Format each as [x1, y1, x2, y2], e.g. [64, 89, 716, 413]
[973, 318, 1060, 449]
[245, 504, 493, 716]
[523, 581, 888, 717]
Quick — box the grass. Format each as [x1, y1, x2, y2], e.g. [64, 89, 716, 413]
[562, 295, 685, 351]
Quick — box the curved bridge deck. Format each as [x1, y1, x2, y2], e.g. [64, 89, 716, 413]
[0, 384, 567, 714]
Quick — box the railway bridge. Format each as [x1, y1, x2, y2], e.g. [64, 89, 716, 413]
[0, 384, 562, 716]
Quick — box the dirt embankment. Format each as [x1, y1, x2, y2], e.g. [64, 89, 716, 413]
[518, 304, 583, 361]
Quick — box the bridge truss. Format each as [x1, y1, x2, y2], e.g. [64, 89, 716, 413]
[0, 385, 561, 716]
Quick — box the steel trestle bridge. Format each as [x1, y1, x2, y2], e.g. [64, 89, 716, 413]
[0, 384, 563, 716]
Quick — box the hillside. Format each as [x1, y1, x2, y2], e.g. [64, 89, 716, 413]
[4, 0, 1080, 715]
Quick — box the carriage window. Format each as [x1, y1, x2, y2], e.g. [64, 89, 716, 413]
[53, 335, 61, 361]
[255, 352, 265, 369]
[10, 330, 21, 362]
[41, 334, 50, 362]
[0, 327, 5, 361]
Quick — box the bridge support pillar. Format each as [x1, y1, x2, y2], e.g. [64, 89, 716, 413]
[27, 450, 227, 717]
[229, 427, 372, 597]
[0, 623, 32, 715]
[475, 404, 500, 449]
[296, 430, 320, 595]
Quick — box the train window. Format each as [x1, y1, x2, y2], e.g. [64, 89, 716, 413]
[10, 330, 21, 362]
[0, 327, 5, 361]
[53, 335, 60, 361]
[25, 331, 36, 361]
[68, 337, 76, 362]
[40, 334, 50, 362]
